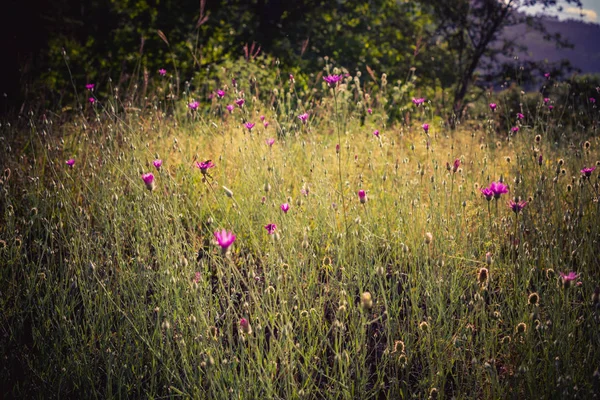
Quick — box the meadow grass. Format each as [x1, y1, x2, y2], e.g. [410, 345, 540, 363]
[1, 70, 600, 399]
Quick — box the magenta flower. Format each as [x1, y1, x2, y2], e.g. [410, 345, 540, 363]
[280, 203, 290, 213]
[263, 121, 269, 128]
[196, 160, 215, 175]
[66, 158, 75, 167]
[544, 72, 550, 80]
[489, 103, 497, 111]
[543, 97, 550, 104]
[289, 74, 294, 81]
[517, 113, 524, 120]
[489, 181, 509, 199]
[559, 271, 578, 283]
[323, 74, 342, 87]
[480, 187, 494, 201]
[367, 108, 372, 115]
[260, 115, 265, 121]
[358, 189, 366, 204]
[581, 167, 596, 177]
[548, 105, 554, 110]
[508, 199, 527, 213]
[153, 159, 162, 170]
[235, 98, 245, 107]
[188, 101, 199, 111]
[266, 138, 275, 147]
[88, 97, 96, 104]
[511, 126, 519, 133]
[214, 229, 236, 251]
[226, 104, 234, 113]
[590, 97, 596, 104]
[412, 97, 425, 106]
[452, 158, 460, 173]
[240, 317, 251, 334]
[422, 123, 429, 133]
[216, 89, 225, 98]
[373, 130, 380, 138]
[158, 69, 167, 76]
[244, 122, 255, 131]
[264, 223, 277, 235]
[298, 113, 309, 123]
[142, 173, 155, 191]
[86, 83, 95, 91]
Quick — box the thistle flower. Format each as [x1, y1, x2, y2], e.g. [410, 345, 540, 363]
[226, 104, 234, 113]
[153, 159, 162, 170]
[358, 189, 366, 204]
[517, 112, 524, 119]
[188, 101, 199, 110]
[323, 74, 342, 87]
[86, 83, 95, 90]
[489, 103, 497, 111]
[543, 97, 550, 104]
[480, 187, 494, 201]
[422, 123, 429, 133]
[244, 122, 255, 131]
[214, 229, 236, 252]
[559, 271, 578, 288]
[508, 199, 527, 213]
[240, 318, 252, 334]
[544, 72, 550, 79]
[235, 98, 245, 107]
[298, 113, 309, 123]
[158, 69, 167, 76]
[367, 108, 372, 114]
[452, 158, 460, 173]
[142, 173, 155, 191]
[511, 126, 519, 133]
[548, 105, 554, 110]
[264, 223, 277, 235]
[280, 203, 290, 213]
[260, 115, 265, 121]
[216, 89, 225, 98]
[66, 159, 75, 167]
[266, 138, 275, 147]
[589, 97, 596, 104]
[581, 167, 596, 177]
[412, 97, 425, 106]
[373, 130, 380, 138]
[263, 121, 269, 128]
[196, 160, 215, 175]
[89, 97, 96, 104]
[489, 181, 509, 199]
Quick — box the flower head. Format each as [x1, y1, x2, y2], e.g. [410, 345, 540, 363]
[153, 159, 163, 170]
[264, 223, 277, 235]
[214, 229, 236, 251]
[559, 271, 578, 288]
[86, 83, 95, 91]
[548, 105, 554, 110]
[142, 173, 155, 191]
[323, 74, 343, 87]
[480, 187, 494, 201]
[508, 199, 527, 213]
[581, 167, 596, 177]
[422, 123, 429, 133]
[358, 189, 366, 204]
[280, 203, 290, 213]
[544, 72, 550, 80]
[266, 138, 275, 147]
[196, 160, 215, 175]
[589, 97, 596, 104]
[298, 113, 309, 123]
[66, 159, 75, 167]
[489, 181, 509, 199]
[511, 126, 519, 133]
[216, 89, 225, 98]
[543, 97, 550, 104]
[158, 69, 167, 76]
[517, 112, 524, 120]
[226, 104, 234, 113]
[188, 101, 199, 111]
[240, 318, 252, 334]
[452, 158, 460, 173]
[244, 122, 255, 131]
[367, 108, 372, 115]
[260, 115, 265, 121]
[89, 97, 96, 104]
[489, 103, 497, 111]
[235, 98, 245, 107]
[263, 121, 269, 128]
[373, 130, 380, 138]
[412, 97, 425, 106]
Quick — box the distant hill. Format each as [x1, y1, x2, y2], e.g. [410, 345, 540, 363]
[503, 16, 600, 75]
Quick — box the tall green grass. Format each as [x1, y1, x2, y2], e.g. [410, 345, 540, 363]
[1, 67, 600, 399]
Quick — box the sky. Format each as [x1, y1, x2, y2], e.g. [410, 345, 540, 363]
[523, 0, 600, 24]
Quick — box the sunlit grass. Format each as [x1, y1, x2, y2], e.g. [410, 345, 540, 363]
[1, 71, 600, 398]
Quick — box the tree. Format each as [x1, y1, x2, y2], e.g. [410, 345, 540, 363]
[419, 0, 582, 122]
